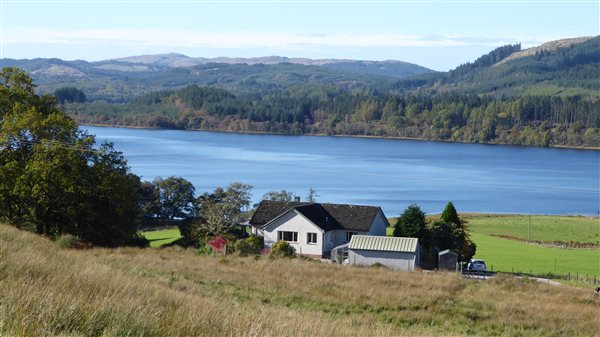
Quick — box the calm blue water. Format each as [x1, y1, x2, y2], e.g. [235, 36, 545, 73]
[84, 126, 599, 217]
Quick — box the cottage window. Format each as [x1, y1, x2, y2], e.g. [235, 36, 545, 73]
[307, 232, 317, 244]
[278, 231, 298, 242]
[345, 231, 357, 242]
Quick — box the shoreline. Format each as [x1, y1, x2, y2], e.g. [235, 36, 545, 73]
[79, 122, 600, 151]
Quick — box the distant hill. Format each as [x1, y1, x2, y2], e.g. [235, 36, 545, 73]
[2, 55, 432, 102]
[396, 35, 600, 97]
[113, 53, 432, 78]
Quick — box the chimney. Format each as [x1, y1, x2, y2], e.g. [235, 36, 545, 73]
[295, 196, 301, 203]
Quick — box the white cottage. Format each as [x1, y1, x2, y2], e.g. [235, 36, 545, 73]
[348, 235, 420, 271]
[249, 200, 389, 258]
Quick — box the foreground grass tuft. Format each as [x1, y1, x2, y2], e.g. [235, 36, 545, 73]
[1, 224, 598, 337]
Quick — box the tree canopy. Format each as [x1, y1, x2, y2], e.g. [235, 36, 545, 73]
[0, 68, 141, 246]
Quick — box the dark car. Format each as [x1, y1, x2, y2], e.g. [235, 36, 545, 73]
[467, 259, 487, 273]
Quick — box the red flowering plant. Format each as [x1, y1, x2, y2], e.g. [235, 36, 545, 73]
[208, 236, 228, 254]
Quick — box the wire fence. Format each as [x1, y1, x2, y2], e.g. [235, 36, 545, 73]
[458, 263, 600, 285]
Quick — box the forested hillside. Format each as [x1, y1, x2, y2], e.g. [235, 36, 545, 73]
[68, 83, 600, 147]
[2, 57, 429, 102]
[396, 36, 600, 97]
[7, 36, 600, 148]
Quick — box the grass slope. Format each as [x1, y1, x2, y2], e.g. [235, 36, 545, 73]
[471, 234, 600, 277]
[463, 214, 600, 244]
[1, 223, 599, 337]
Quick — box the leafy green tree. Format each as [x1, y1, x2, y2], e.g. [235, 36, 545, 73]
[154, 177, 196, 220]
[180, 183, 253, 245]
[0, 68, 142, 246]
[262, 190, 297, 202]
[139, 181, 161, 221]
[393, 204, 428, 239]
[430, 202, 476, 262]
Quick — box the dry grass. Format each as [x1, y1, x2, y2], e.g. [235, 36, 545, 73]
[0, 224, 598, 337]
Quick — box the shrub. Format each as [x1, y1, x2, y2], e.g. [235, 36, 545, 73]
[55, 234, 81, 249]
[271, 240, 295, 257]
[235, 235, 264, 256]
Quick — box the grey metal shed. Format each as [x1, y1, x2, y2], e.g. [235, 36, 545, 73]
[438, 249, 458, 271]
[347, 235, 420, 271]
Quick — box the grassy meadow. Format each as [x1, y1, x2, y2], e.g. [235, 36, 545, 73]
[2, 223, 600, 337]
[462, 214, 599, 244]
[386, 214, 600, 278]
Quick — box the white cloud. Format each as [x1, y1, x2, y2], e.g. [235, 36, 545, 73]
[4, 28, 543, 50]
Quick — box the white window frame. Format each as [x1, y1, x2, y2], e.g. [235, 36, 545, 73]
[278, 231, 298, 243]
[307, 232, 318, 244]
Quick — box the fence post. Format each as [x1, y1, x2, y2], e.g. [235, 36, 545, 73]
[568, 272, 570, 281]
[576, 272, 579, 281]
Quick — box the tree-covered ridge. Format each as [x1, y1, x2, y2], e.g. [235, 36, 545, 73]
[2, 59, 414, 102]
[397, 36, 600, 96]
[68, 84, 600, 147]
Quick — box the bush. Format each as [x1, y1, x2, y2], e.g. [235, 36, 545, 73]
[235, 235, 264, 256]
[55, 234, 82, 249]
[271, 240, 295, 257]
[208, 236, 229, 254]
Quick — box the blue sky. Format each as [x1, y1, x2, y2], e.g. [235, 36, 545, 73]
[2, 0, 599, 70]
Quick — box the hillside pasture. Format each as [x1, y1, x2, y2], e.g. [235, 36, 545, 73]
[471, 234, 600, 277]
[462, 214, 599, 244]
[1, 223, 599, 337]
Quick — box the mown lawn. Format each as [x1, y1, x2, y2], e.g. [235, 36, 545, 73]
[471, 233, 600, 277]
[141, 227, 182, 248]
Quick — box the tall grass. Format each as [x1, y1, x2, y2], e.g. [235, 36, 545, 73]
[0, 224, 598, 337]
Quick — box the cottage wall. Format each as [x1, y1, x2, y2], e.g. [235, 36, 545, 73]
[263, 210, 324, 257]
[367, 210, 388, 236]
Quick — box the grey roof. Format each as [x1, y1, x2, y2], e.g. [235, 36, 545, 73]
[249, 200, 386, 232]
[438, 249, 458, 256]
[349, 235, 418, 253]
[248, 200, 307, 227]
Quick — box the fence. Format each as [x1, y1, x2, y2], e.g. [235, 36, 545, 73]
[458, 263, 600, 285]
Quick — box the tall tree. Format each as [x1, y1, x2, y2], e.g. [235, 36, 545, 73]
[0, 68, 142, 246]
[154, 177, 196, 220]
[440, 201, 461, 225]
[393, 204, 428, 239]
[306, 187, 319, 203]
[180, 182, 253, 245]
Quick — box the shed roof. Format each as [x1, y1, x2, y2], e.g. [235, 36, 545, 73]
[349, 235, 418, 253]
[438, 249, 458, 256]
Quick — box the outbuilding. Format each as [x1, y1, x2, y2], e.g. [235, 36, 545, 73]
[347, 235, 420, 271]
[438, 249, 458, 271]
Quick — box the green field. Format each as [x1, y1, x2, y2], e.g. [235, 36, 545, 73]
[141, 228, 181, 248]
[471, 234, 599, 277]
[463, 214, 599, 244]
[386, 214, 600, 277]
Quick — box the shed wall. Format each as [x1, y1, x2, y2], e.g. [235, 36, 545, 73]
[348, 249, 417, 271]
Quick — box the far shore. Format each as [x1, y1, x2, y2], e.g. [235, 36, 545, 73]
[79, 122, 600, 151]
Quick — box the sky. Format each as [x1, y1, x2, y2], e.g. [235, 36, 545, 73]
[1, 0, 599, 71]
